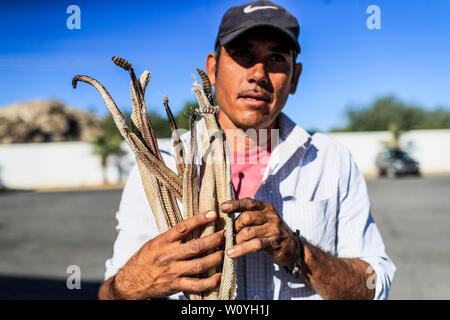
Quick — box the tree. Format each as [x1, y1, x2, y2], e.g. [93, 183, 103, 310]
[174, 101, 199, 131]
[333, 95, 450, 132]
[388, 122, 402, 148]
[146, 110, 172, 139]
[417, 107, 450, 129]
[144, 100, 199, 138]
[90, 113, 128, 184]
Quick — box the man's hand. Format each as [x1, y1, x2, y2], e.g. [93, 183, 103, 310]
[104, 210, 225, 300]
[220, 198, 299, 268]
[219, 198, 376, 300]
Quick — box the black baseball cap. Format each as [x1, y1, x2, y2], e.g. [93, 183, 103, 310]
[215, 0, 301, 54]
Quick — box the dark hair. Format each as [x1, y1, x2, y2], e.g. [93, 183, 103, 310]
[214, 44, 222, 77]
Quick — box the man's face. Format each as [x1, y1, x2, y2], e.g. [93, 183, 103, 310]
[206, 30, 301, 130]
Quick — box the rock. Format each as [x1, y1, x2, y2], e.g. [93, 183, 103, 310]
[0, 100, 102, 144]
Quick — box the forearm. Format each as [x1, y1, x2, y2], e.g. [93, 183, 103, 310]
[300, 238, 376, 300]
[98, 211, 225, 300]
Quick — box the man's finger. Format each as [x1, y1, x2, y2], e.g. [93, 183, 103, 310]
[175, 230, 225, 260]
[226, 237, 271, 259]
[234, 210, 267, 233]
[174, 273, 222, 293]
[167, 210, 217, 242]
[220, 198, 265, 213]
[177, 250, 224, 276]
[235, 225, 267, 245]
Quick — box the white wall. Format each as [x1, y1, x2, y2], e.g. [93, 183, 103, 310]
[328, 131, 392, 176]
[0, 141, 136, 189]
[400, 130, 450, 173]
[328, 129, 450, 175]
[0, 130, 449, 189]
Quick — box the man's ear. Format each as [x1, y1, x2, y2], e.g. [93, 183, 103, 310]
[206, 52, 217, 86]
[289, 62, 302, 94]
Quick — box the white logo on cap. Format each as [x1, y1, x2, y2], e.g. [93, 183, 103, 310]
[243, 5, 278, 13]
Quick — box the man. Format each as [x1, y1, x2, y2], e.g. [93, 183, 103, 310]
[99, 1, 395, 300]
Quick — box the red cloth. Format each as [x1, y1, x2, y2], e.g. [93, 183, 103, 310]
[230, 144, 271, 199]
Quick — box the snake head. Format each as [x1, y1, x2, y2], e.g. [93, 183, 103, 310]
[72, 76, 81, 89]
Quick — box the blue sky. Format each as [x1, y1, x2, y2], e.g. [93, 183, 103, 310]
[0, 0, 449, 131]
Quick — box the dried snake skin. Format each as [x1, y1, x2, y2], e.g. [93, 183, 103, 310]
[192, 69, 237, 300]
[72, 58, 236, 300]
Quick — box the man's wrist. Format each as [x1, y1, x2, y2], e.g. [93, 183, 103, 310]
[284, 229, 305, 277]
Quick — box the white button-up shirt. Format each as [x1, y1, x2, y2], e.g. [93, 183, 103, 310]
[104, 112, 396, 300]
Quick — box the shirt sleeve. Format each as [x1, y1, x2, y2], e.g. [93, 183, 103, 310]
[336, 151, 396, 300]
[104, 163, 160, 281]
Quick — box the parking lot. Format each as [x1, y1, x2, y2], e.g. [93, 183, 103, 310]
[0, 175, 449, 299]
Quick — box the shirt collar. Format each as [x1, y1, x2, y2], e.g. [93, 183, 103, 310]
[261, 112, 312, 182]
[178, 112, 311, 177]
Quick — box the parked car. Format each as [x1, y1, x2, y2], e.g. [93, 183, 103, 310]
[376, 148, 420, 178]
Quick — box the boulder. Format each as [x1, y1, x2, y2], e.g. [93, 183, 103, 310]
[0, 100, 102, 144]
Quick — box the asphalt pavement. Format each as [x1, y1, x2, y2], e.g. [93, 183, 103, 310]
[0, 175, 449, 299]
[366, 175, 450, 299]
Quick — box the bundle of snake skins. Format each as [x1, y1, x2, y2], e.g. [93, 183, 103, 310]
[72, 57, 236, 300]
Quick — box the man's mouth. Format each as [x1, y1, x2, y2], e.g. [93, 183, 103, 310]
[238, 92, 271, 107]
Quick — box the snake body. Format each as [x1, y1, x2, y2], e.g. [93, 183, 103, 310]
[72, 58, 236, 300]
[191, 75, 237, 300]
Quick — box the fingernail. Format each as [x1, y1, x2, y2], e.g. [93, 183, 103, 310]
[227, 248, 235, 257]
[221, 203, 232, 211]
[205, 210, 216, 219]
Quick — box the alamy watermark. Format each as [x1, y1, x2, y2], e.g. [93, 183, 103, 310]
[66, 5, 81, 30]
[171, 128, 280, 167]
[66, 265, 81, 289]
[366, 5, 381, 30]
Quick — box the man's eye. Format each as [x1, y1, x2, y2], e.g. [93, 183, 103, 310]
[270, 54, 286, 62]
[232, 50, 251, 59]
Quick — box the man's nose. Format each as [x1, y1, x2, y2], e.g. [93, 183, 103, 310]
[247, 62, 269, 86]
